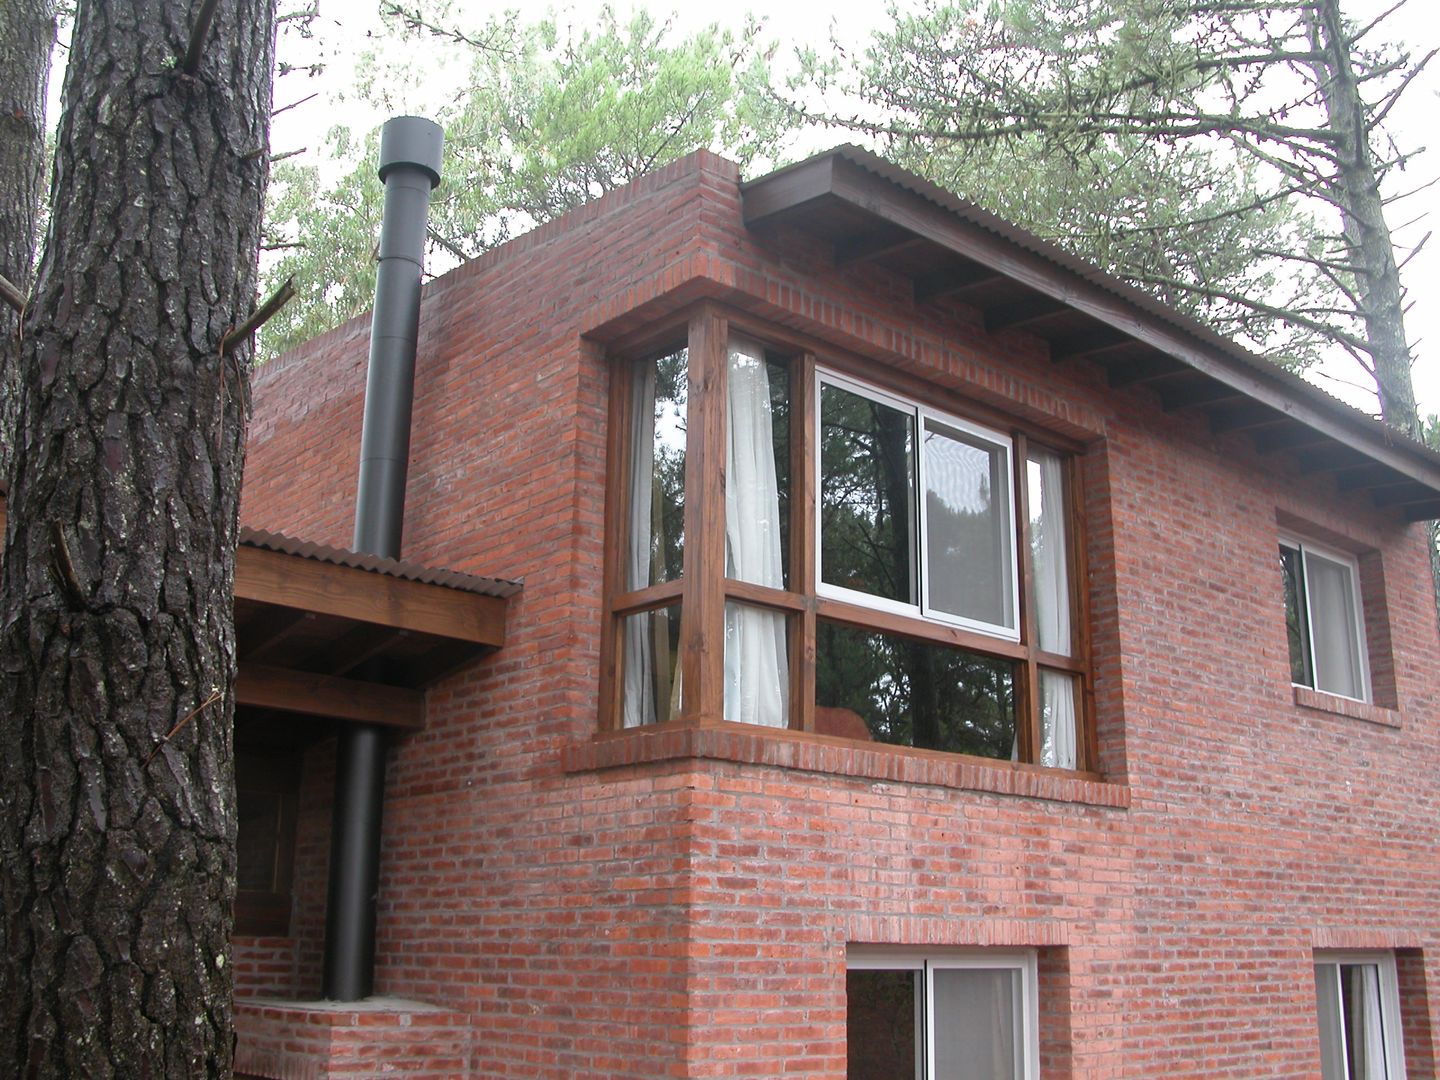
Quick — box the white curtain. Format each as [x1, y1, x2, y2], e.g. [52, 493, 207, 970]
[623, 365, 658, 728]
[1040, 670, 1077, 770]
[1356, 964, 1388, 1080]
[1030, 451, 1076, 768]
[1307, 551, 1365, 699]
[724, 336, 788, 727]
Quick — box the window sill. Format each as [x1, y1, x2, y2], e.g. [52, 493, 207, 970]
[561, 722, 1129, 809]
[1293, 686, 1401, 729]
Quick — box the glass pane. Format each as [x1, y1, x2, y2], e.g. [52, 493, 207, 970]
[816, 621, 1016, 759]
[847, 969, 921, 1080]
[1039, 669, 1078, 770]
[1281, 545, 1313, 687]
[628, 350, 687, 589]
[1305, 551, 1365, 699]
[1316, 964, 1346, 1080]
[620, 604, 682, 727]
[1028, 451, 1070, 654]
[724, 601, 789, 729]
[1339, 964, 1389, 1080]
[923, 418, 1015, 631]
[931, 967, 1021, 1080]
[726, 338, 789, 588]
[820, 382, 917, 605]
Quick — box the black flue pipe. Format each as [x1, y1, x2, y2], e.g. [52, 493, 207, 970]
[322, 116, 443, 1003]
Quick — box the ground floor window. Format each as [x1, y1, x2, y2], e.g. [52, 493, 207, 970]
[1315, 951, 1407, 1080]
[847, 949, 1037, 1080]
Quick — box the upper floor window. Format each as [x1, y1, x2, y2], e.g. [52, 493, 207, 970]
[604, 308, 1092, 772]
[1281, 537, 1370, 702]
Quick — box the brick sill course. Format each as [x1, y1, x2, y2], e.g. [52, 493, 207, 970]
[1293, 685, 1402, 728]
[562, 722, 1129, 809]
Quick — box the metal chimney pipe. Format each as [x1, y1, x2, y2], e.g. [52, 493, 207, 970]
[322, 116, 443, 1003]
[353, 115, 444, 560]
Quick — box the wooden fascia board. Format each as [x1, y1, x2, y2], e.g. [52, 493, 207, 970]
[741, 154, 835, 227]
[237, 662, 424, 729]
[235, 546, 506, 647]
[797, 156, 1440, 495]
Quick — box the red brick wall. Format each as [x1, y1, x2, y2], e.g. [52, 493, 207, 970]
[235, 999, 471, 1079]
[239, 149, 1440, 1077]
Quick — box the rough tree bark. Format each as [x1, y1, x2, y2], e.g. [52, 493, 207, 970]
[0, 0, 57, 480]
[0, 1, 276, 1076]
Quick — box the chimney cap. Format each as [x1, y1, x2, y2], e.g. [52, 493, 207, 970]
[377, 115, 443, 189]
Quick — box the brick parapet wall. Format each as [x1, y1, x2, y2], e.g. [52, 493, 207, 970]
[235, 998, 471, 1080]
[239, 148, 1440, 1077]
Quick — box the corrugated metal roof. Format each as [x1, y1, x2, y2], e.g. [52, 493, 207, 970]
[239, 527, 522, 599]
[820, 144, 1372, 412]
[741, 144, 1440, 512]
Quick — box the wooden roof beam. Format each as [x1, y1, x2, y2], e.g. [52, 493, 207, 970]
[235, 545, 506, 647]
[1048, 328, 1137, 364]
[303, 623, 407, 680]
[913, 263, 1002, 304]
[238, 607, 314, 663]
[1208, 402, 1287, 435]
[236, 663, 425, 729]
[1404, 500, 1440, 522]
[1297, 444, 1370, 474]
[1107, 355, 1188, 389]
[984, 295, 1070, 333]
[1335, 463, 1421, 492]
[1370, 482, 1440, 508]
[1253, 424, 1335, 454]
[1159, 379, 1248, 413]
[834, 229, 925, 267]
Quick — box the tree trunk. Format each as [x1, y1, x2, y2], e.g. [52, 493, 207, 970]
[1307, 0, 1418, 436]
[0, 0, 56, 480]
[0, 1, 276, 1076]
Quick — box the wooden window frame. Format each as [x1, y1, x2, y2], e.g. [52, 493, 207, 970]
[1280, 534, 1373, 704]
[600, 303, 1096, 773]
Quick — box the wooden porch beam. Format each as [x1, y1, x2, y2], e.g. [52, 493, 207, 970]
[236, 663, 425, 729]
[235, 545, 506, 646]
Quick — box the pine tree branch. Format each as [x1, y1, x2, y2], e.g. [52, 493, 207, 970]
[181, 0, 220, 76]
[221, 277, 296, 355]
[0, 272, 25, 315]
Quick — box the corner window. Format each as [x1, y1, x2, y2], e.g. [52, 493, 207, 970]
[606, 311, 1092, 772]
[1314, 952, 1407, 1080]
[847, 949, 1038, 1080]
[1281, 538, 1370, 702]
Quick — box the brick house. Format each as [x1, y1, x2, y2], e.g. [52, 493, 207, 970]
[230, 145, 1440, 1078]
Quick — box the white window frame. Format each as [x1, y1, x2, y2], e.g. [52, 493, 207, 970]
[816, 368, 1021, 642]
[1281, 535, 1372, 703]
[847, 947, 1039, 1080]
[1314, 950, 1408, 1080]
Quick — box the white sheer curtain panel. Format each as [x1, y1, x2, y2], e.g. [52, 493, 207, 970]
[1358, 965, 1388, 1080]
[1030, 451, 1076, 768]
[724, 336, 788, 728]
[622, 365, 658, 728]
